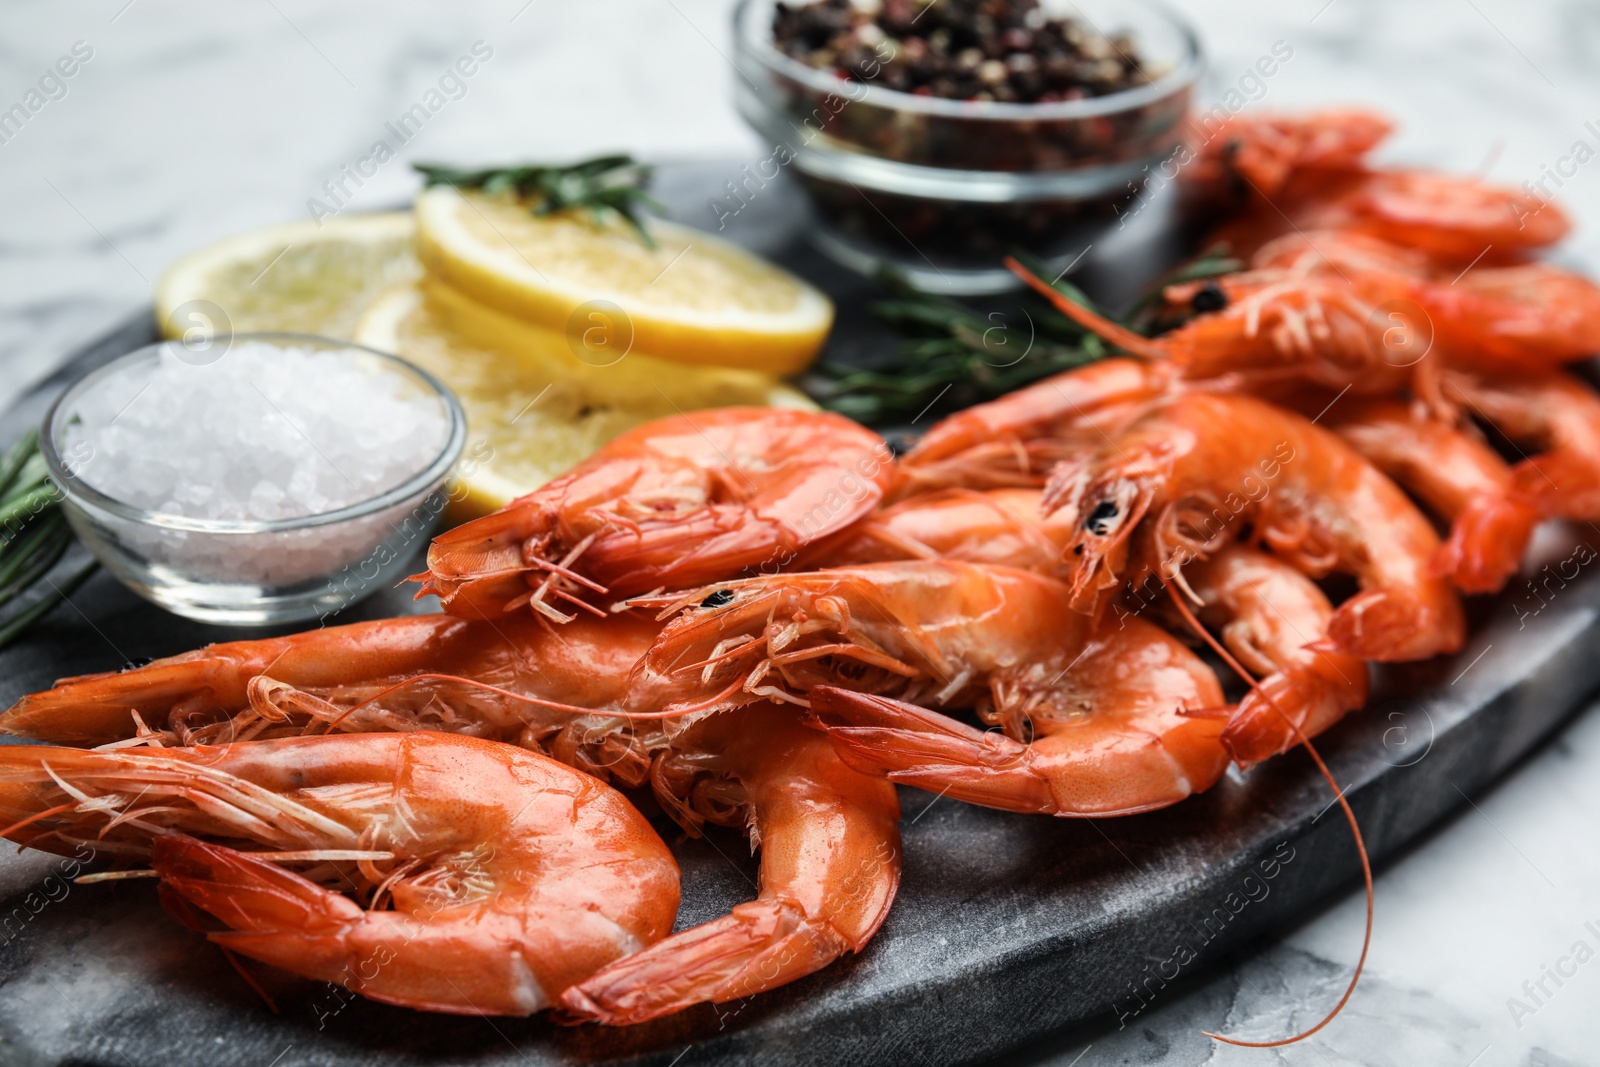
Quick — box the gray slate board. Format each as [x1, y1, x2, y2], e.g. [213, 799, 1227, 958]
[0, 163, 1594, 1067]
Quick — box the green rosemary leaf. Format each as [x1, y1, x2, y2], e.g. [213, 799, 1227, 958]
[416, 154, 663, 248]
[0, 429, 39, 500]
[0, 525, 70, 610]
[0, 483, 59, 529]
[0, 511, 65, 592]
[813, 244, 1249, 425]
[811, 263, 1118, 424]
[0, 454, 49, 512]
[0, 431, 89, 648]
[0, 559, 96, 651]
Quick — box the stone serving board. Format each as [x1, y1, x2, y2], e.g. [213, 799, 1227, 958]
[0, 164, 1594, 1067]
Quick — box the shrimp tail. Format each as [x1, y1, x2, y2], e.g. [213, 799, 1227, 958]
[809, 688, 1062, 814]
[1511, 451, 1600, 521]
[1327, 589, 1465, 662]
[563, 704, 900, 1026]
[153, 832, 559, 1017]
[151, 831, 464, 1011]
[559, 898, 849, 1025]
[1220, 661, 1368, 767]
[1, 659, 227, 745]
[809, 685, 1222, 817]
[1431, 493, 1541, 594]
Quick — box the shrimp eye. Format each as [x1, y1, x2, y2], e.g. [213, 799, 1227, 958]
[1085, 500, 1119, 535]
[1191, 282, 1227, 314]
[700, 589, 735, 609]
[120, 657, 153, 672]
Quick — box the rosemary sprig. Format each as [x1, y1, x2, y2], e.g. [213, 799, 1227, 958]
[811, 248, 1245, 425]
[809, 267, 1107, 425]
[0, 430, 95, 650]
[413, 154, 665, 247]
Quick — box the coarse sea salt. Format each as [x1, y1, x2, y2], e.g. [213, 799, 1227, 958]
[51, 340, 459, 607]
[67, 342, 449, 522]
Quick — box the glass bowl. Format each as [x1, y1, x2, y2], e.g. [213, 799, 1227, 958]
[42, 334, 466, 625]
[731, 0, 1201, 293]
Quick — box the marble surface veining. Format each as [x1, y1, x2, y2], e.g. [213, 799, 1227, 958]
[1, 2, 1599, 1066]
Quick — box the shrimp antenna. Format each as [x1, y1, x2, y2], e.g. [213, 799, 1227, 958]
[221, 947, 281, 1015]
[1003, 256, 1170, 361]
[339, 674, 702, 725]
[0, 801, 78, 842]
[1165, 582, 1373, 1048]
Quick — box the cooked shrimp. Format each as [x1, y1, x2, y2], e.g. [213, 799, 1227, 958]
[823, 488, 1070, 572]
[1324, 398, 1539, 593]
[1430, 263, 1600, 368]
[892, 358, 1171, 498]
[806, 614, 1227, 816]
[842, 489, 1367, 762]
[1445, 369, 1600, 521]
[4, 626, 905, 1025]
[1045, 392, 1465, 662]
[0, 612, 671, 772]
[1337, 169, 1569, 264]
[417, 408, 894, 621]
[1183, 108, 1392, 201]
[1012, 258, 1425, 394]
[0, 732, 680, 1015]
[825, 495, 1364, 763]
[1203, 128, 1561, 265]
[561, 703, 900, 1024]
[1249, 231, 1600, 368]
[630, 560, 1109, 728]
[1206, 163, 1567, 267]
[1171, 545, 1367, 765]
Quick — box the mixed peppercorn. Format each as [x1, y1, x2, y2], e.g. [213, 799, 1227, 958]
[772, 0, 1152, 104]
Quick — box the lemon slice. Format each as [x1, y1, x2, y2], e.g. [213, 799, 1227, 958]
[413, 185, 832, 375]
[355, 282, 815, 519]
[155, 213, 420, 341]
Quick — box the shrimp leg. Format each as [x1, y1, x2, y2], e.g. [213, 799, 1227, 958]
[1, 614, 473, 744]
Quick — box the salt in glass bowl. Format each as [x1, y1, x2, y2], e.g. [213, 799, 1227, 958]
[731, 0, 1202, 293]
[42, 334, 466, 625]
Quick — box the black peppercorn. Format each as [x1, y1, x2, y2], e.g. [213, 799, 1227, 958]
[773, 0, 1150, 104]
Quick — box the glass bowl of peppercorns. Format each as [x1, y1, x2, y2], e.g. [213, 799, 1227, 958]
[733, 0, 1200, 293]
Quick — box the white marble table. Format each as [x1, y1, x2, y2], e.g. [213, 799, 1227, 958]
[1, 2, 1598, 1065]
